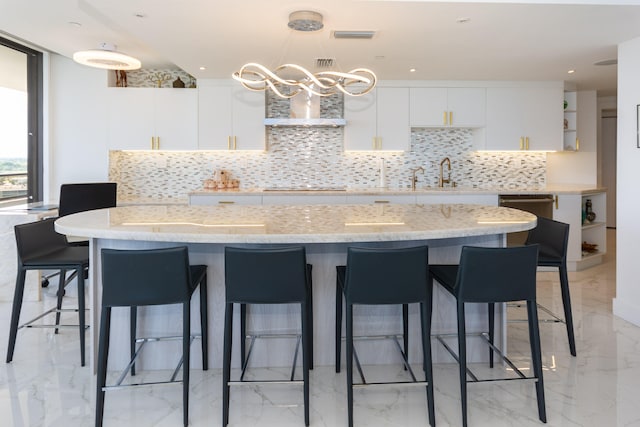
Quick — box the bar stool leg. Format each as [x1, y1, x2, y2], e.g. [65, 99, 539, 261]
[95, 307, 112, 427]
[222, 302, 233, 427]
[420, 302, 436, 426]
[302, 302, 310, 426]
[54, 270, 67, 334]
[402, 303, 409, 370]
[527, 300, 547, 423]
[346, 303, 354, 427]
[199, 273, 208, 370]
[6, 269, 26, 363]
[182, 301, 190, 427]
[76, 266, 86, 367]
[335, 271, 343, 373]
[457, 301, 469, 427]
[240, 303, 247, 369]
[559, 264, 576, 356]
[130, 307, 137, 376]
[488, 302, 495, 368]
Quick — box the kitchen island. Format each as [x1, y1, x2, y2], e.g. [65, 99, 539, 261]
[55, 203, 536, 372]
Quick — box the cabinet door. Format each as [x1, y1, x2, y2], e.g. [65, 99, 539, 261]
[198, 86, 233, 150]
[344, 91, 377, 150]
[231, 88, 265, 150]
[409, 88, 448, 127]
[377, 88, 410, 151]
[447, 88, 485, 127]
[153, 89, 198, 150]
[485, 87, 562, 151]
[107, 88, 155, 150]
[552, 194, 582, 262]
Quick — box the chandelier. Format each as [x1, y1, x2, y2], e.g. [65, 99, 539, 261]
[232, 11, 377, 98]
[73, 42, 141, 70]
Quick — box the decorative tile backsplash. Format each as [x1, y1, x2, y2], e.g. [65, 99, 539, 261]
[109, 127, 546, 201]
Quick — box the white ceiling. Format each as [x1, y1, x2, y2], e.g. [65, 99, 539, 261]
[2, 0, 640, 95]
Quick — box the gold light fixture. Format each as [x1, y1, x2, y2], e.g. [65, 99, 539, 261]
[232, 11, 377, 98]
[73, 42, 141, 70]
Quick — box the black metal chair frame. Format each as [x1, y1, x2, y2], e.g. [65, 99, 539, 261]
[222, 246, 311, 427]
[95, 247, 207, 427]
[6, 217, 89, 366]
[339, 246, 435, 427]
[430, 245, 546, 427]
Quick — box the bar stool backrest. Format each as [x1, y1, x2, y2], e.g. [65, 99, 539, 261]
[525, 216, 569, 263]
[224, 246, 307, 304]
[101, 247, 192, 307]
[58, 182, 117, 217]
[344, 246, 429, 305]
[15, 217, 69, 264]
[455, 245, 539, 303]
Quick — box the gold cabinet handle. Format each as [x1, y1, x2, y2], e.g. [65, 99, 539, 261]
[373, 200, 390, 204]
[576, 138, 580, 151]
[151, 137, 155, 149]
[525, 136, 530, 150]
[554, 195, 559, 210]
[519, 137, 524, 150]
[449, 111, 453, 126]
[218, 201, 235, 204]
[233, 136, 237, 150]
[227, 136, 231, 150]
[372, 137, 377, 150]
[378, 137, 382, 150]
[443, 111, 447, 126]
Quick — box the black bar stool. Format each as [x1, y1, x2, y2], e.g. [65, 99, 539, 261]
[223, 246, 311, 426]
[95, 247, 208, 427]
[338, 246, 435, 427]
[6, 217, 89, 365]
[525, 216, 576, 356]
[430, 245, 546, 427]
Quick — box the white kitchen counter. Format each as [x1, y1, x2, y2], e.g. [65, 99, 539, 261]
[55, 204, 535, 373]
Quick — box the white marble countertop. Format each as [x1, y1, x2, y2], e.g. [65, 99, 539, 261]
[55, 203, 536, 244]
[189, 184, 606, 196]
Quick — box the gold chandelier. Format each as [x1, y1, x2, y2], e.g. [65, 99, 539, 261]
[232, 11, 377, 98]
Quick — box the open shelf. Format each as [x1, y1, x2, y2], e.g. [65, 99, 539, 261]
[582, 221, 606, 231]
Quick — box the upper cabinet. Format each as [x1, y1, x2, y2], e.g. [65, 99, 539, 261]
[483, 85, 563, 151]
[344, 87, 410, 151]
[198, 83, 265, 150]
[409, 87, 485, 128]
[107, 88, 198, 150]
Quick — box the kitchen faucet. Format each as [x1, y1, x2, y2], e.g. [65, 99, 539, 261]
[439, 157, 451, 188]
[411, 166, 425, 190]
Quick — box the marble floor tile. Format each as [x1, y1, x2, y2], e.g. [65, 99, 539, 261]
[2, 230, 639, 426]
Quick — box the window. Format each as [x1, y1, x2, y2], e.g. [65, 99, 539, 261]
[0, 36, 43, 205]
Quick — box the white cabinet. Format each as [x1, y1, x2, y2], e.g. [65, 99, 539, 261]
[484, 86, 563, 151]
[410, 87, 485, 128]
[552, 191, 606, 270]
[107, 88, 198, 150]
[189, 194, 262, 205]
[344, 87, 410, 151]
[262, 194, 347, 205]
[415, 194, 497, 205]
[198, 84, 265, 150]
[346, 194, 416, 204]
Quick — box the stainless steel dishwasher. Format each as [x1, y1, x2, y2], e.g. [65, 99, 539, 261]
[499, 194, 554, 245]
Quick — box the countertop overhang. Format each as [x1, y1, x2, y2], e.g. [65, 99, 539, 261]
[55, 203, 536, 244]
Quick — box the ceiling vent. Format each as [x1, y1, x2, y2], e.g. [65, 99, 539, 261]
[315, 58, 335, 68]
[332, 30, 376, 40]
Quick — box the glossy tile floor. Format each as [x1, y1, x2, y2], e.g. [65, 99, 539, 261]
[2, 229, 638, 426]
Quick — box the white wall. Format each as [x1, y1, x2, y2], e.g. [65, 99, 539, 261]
[48, 54, 109, 201]
[612, 36, 640, 326]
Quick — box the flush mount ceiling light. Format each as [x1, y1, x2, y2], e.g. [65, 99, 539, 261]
[73, 42, 141, 70]
[233, 11, 377, 99]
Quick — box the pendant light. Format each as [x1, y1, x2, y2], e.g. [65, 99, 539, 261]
[73, 42, 141, 70]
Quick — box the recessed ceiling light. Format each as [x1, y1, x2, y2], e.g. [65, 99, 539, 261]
[409, 68, 416, 73]
[456, 17, 471, 24]
[567, 69, 575, 74]
[199, 66, 206, 71]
